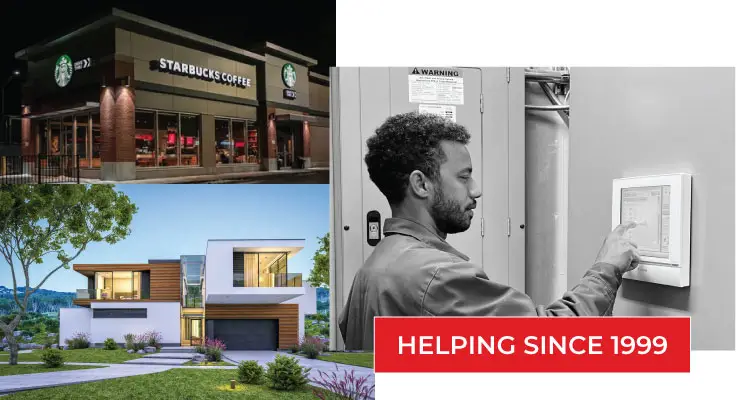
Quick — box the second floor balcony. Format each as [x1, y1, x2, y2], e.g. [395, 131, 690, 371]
[75, 289, 150, 301]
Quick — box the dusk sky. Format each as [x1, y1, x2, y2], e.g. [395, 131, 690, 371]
[0, 184, 330, 293]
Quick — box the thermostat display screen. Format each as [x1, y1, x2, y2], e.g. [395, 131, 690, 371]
[620, 185, 671, 258]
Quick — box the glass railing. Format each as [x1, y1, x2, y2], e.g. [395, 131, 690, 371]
[75, 289, 149, 300]
[258, 273, 303, 288]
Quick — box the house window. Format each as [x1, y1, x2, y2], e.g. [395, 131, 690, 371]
[232, 252, 292, 287]
[94, 271, 147, 300]
[93, 308, 147, 318]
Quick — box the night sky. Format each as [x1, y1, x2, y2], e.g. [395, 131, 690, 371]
[0, 0, 335, 116]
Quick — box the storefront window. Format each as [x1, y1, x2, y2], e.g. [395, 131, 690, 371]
[135, 111, 156, 167]
[76, 115, 89, 167]
[158, 113, 178, 167]
[91, 113, 101, 168]
[180, 114, 200, 166]
[49, 119, 61, 155]
[215, 118, 231, 164]
[62, 116, 74, 156]
[248, 121, 259, 164]
[37, 120, 48, 154]
[231, 120, 246, 163]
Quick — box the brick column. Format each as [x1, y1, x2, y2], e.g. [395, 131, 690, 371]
[301, 121, 311, 169]
[264, 117, 278, 171]
[100, 85, 136, 181]
[20, 106, 34, 174]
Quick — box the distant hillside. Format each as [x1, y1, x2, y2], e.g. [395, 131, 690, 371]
[0, 286, 74, 316]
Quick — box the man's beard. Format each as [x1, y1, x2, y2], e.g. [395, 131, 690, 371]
[430, 183, 473, 235]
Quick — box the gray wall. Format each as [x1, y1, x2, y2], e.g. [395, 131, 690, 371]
[567, 67, 735, 350]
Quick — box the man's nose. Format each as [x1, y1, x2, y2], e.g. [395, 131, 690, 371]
[470, 179, 482, 199]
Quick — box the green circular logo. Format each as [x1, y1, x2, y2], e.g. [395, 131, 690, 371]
[282, 63, 297, 88]
[54, 54, 73, 88]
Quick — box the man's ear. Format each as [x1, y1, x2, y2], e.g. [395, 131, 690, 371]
[408, 170, 432, 200]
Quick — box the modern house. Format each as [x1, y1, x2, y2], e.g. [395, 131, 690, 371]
[59, 239, 317, 350]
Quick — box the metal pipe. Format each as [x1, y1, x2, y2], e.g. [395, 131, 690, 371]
[539, 82, 570, 127]
[525, 69, 570, 84]
[525, 105, 570, 111]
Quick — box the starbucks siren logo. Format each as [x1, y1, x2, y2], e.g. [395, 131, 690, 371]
[54, 54, 74, 88]
[282, 63, 296, 88]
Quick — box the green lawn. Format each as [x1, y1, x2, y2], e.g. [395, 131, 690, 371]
[3, 368, 328, 399]
[318, 352, 373, 368]
[0, 349, 145, 364]
[182, 361, 236, 366]
[0, 364, 105, 376]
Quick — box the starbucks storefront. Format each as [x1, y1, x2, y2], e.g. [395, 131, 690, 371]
[15, 8, 329, 181]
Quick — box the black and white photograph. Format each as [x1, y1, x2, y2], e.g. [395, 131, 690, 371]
[329, 67, 735, 352]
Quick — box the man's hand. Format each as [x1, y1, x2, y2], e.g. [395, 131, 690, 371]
[595, 222, 642, 274]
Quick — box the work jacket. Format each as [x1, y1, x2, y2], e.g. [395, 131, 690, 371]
[338, 217, 623, 351]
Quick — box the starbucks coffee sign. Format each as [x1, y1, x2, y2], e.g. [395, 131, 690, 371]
[281, 63, 297, 100]
[54, 54, 94, 88]
[157, 58, 251, 88]
[54, 55, 73, 87]
[282, 63, 297, 88]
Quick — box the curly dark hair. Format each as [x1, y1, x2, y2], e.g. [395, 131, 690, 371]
[364, 112, 471, 204]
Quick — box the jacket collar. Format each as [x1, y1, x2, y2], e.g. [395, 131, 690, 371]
[383, 217, 470, 261]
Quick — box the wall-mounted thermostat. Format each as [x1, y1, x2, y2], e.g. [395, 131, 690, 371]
[611, 173, 692, 287]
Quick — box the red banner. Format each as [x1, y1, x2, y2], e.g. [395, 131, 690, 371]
[374, 317, 690, 373]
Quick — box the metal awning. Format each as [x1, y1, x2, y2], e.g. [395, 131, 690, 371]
[275, 113, 328, 126]
[26, 102, 100, 119]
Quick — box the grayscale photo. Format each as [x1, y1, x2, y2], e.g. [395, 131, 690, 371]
[329, 67, 735, 352]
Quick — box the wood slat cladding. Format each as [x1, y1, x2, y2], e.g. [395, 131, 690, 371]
[205, 304, 299, 349]
[73, 263, 181, 303]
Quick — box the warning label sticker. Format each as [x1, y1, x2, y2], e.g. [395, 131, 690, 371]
[408, 67, 464, 105]
[418, 104, 457, 122]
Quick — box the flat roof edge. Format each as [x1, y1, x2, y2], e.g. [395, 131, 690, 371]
[256, 42, 317, 67]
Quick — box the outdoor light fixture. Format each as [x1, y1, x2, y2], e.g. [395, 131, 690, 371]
[230, 380, 236, 389]
[12, 70, 20, 76]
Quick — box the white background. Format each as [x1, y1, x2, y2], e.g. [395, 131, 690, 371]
[337, 0, 746, 398]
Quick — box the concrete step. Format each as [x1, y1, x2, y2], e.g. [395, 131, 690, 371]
[123, 358, 189, 366]
[142, 353, 196, 359]
[159, 346, 196, 353]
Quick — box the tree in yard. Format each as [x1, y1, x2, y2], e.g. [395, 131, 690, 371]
[0, 184, 137, 365]
[307, 232, 329, 288]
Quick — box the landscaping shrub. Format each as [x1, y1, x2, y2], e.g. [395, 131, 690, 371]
[103, 338, 119, 350]
[123, 333, 135, 350]
[265, 354, 311, 391]
[41, 348, 64, 368]
[311, 363, 375, 400]
[300, 336, 326, 359]
[132, 333, 148, 351]
[65, 332, 90, 349]
[238, 360, 265, 385]
[143, 330, 163, 349]
[204, 338, 226, 362]
[289, 341, 300, 353]
[194, 343, 206, 354]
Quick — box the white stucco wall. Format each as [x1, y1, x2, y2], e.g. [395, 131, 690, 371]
[283, 281, 319, 342]
[59, 308, 92, 347]
[90, 302, 181, 345]
[205, 240, 306, 303]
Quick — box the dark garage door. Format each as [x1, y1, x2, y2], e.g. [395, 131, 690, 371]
[207, 319, 279, 350]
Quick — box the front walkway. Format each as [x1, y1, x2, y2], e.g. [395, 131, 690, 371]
[0, 363, 173, 395]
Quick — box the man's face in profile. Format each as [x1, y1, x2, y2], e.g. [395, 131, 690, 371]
[428, 141, 481, 234]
